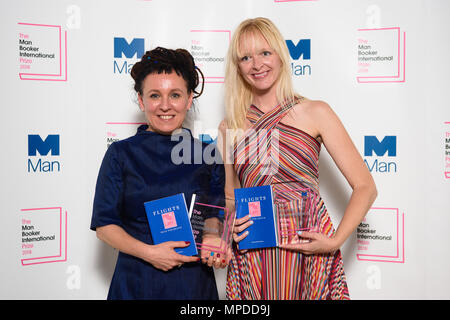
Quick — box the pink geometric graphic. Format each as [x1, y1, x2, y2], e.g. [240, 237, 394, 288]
[357, 27, 406, 83]
[356, 207, 405, 264]
[162, 211, 177, 229]
[248, 201, 261, 217]
[190, 30, 230, 83]
[18, 23, 68, 82]
[20, 207, 67, 266]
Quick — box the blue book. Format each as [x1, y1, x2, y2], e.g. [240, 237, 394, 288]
[234, 185, 278, 250]
[144, 193, 197, 256]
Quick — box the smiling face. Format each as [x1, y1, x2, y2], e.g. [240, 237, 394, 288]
[237, 31, 282, 97]
[138, 71, 193, 135]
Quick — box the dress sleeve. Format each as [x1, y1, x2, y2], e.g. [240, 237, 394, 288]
[90, 143, 124, 231]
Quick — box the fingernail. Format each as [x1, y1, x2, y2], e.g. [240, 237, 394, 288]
[222, 259, 226, 263]
[217, 253, 220, 258]
[297, 231, 302, 236]
[196, 257, 200, 261]
[185, 241, 191, 245]
[210, 252, 214, 257]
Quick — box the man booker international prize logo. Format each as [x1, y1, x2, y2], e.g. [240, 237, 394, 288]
[190, 29, 229, 83]
[20, 206, 68, 266]
[356, 207, 405, 264]
[356, 27, 406, 83]
[18, 22, 68, 82]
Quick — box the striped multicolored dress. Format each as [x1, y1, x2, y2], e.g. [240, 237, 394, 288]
[226, 97, 350, 300]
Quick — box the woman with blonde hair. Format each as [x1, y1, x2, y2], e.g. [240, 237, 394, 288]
[219, 17, 377, 300]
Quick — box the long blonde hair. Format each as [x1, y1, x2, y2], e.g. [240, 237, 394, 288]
[225, 17, 297, 131]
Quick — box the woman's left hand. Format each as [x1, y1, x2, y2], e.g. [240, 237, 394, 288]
[279, 231, 340, 255]
[200, 235, 230, 269]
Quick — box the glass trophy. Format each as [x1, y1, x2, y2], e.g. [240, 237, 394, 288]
[272, 181, 320, 246]
[189, 194, 235, 256]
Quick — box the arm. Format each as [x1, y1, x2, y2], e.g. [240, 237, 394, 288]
[96, 224, 199, 271]
[217, 120, 252, 251]
[281, 101, 377, 254]
[91, 143, 198, 271]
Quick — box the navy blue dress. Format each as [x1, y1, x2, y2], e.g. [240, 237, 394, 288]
[90, 125, 224, 300]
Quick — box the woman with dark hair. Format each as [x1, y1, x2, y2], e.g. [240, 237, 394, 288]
[90, 47, 225, 300]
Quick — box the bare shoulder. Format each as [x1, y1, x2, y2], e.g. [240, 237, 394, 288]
[283, 99, 340, 143]
[296, 99, 340, 127]
[292, 98, 333, 117]
[287, 97, 333, 123]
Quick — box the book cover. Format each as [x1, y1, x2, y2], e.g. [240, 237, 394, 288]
[234, 185, 278, 250]
[144, 193, 197, 256]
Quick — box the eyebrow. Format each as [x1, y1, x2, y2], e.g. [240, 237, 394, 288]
[144, 87, 185, 95]
[238, 46, 272, 58]
[238, 41, 272, 57]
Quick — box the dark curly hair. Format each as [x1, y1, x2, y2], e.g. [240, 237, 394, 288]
[130, 47, 204, 98]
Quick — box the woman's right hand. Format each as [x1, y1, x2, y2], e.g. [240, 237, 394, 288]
[233, 214, 253, 253]
[143, 241, 200, 272]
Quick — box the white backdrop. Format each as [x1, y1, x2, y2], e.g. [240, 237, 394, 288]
[1, 0, 449, 299]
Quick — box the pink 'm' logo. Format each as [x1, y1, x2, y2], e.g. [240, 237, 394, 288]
[162, 211, 177, 229]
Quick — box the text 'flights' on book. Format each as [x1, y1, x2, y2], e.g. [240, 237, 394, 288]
[234, 185, 278, 250]
[144, 193, 197, 256]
